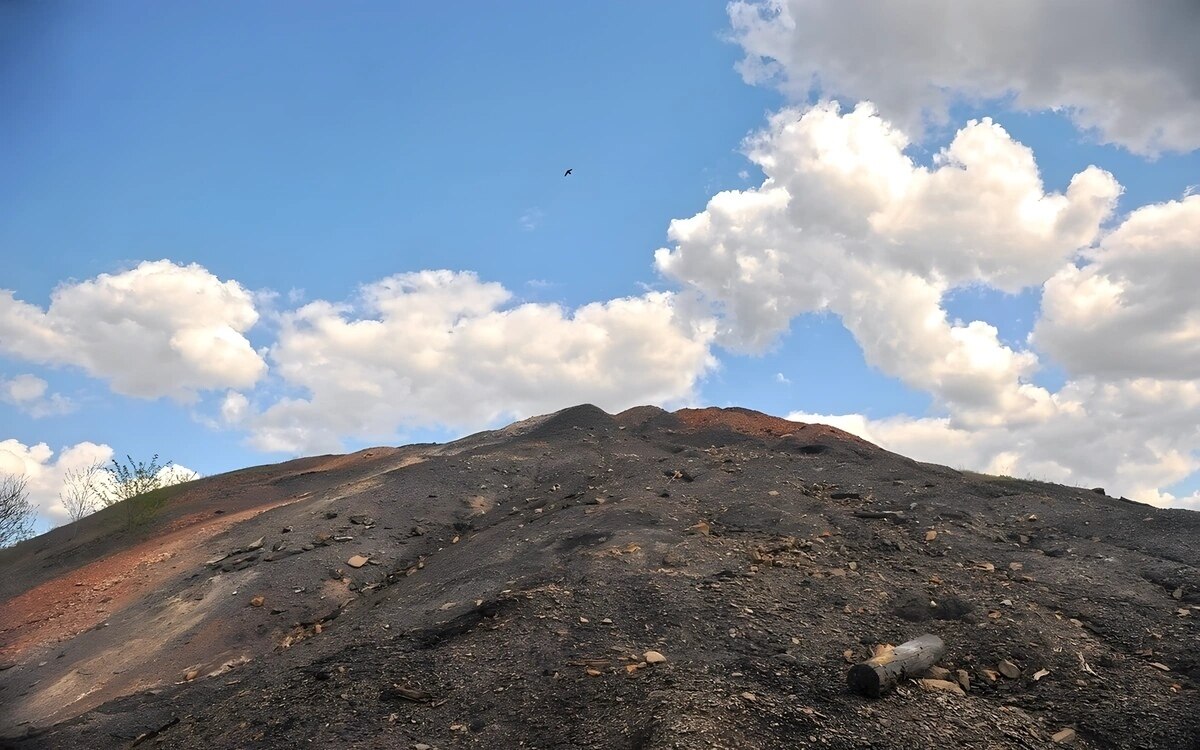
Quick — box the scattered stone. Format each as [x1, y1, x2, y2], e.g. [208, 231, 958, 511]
[767, 490, 779, 496]
[998, 660, 1021, 679]
[414, 744, 433, 750]
[1149, 662, 1171, 672]
[980, 668, 1000, 683]
[1033, 668, 1050, 681]
[1052, 728, 1077, 744]
[246, 537, 265, 551]
[380, 684, 432, 702]
[741, 692, 757, 701]
[349, 514, 375, 526]
[347, 555, 369, 568]
[324, 511, 338, 519]
[250, 596, 265, 607]
[918, 678, 965, 696]
[955, 669, 970, 692]
[924, 530, 938, 542]
[1173, 587, 1184, 600]
[643, 650, 667, 664]
[924, 666, 951, 680]
[185, 669, 199, 681]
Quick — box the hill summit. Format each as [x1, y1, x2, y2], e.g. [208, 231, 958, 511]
[1, 405, 1196, 749]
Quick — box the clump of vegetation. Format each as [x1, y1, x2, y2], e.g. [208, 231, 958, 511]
[98, 454, 192, 529]
[1, 473, 35, 548]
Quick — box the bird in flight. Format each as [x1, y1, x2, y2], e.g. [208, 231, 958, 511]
[563, 168, 573, 177]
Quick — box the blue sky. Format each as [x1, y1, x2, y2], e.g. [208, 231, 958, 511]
[3, 1, 1200, 527]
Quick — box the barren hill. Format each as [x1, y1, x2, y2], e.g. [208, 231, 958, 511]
[1, 405, 1196, 749]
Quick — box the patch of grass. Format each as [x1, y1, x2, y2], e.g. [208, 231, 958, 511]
[122, 483, 186, 529]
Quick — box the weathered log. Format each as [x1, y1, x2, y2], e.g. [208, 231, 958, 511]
[847, 634, 945, 697]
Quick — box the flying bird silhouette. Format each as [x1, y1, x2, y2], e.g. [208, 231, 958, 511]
[563, 168, 573, 176]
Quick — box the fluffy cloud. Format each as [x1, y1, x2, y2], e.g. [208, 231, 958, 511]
[0, 439, 114, 526]
[656, 103, 1113, 423]
[0, 374, 73, 417]
[729, 0, 1200, 154]
[659, 100, 1200, 508]
[792, 377, 1200, 507]
[0, 260, 266, 401]
[243, 271, 716, 452]
[1034, 196, 1200, 379]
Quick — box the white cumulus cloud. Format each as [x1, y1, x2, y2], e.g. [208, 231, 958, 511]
[0, 439, 114, 526]
[242, 271, 716, 453]
[0, 374, 73, 417]
[660, 99, 1200, 509]
[656, 103, 1113, 425]
[729, 0, 1200, 154]
[0, 260, 266, 401]
[1034, 195, 1200, 380]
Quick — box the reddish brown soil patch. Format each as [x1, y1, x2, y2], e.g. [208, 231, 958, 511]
[673, 406, 871, 445]
[0, 499, 294, 659]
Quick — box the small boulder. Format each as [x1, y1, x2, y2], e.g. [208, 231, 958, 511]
[643, 650, 667, 664]
[955, 669, 970, 692]
[347, 555, 369, 568]
[918, 678, 965, 696]
[1052, 728, 1076, 744]
[998, 660, 1021, 679]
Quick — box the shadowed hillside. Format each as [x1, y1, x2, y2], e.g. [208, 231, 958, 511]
[1, 405, 1196, 749]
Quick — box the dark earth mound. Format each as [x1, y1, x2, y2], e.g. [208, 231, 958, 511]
[1, 405, 1197, 749]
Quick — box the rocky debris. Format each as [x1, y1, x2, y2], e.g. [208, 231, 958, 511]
[346, 555, 369, 568]
[1052, 727, 1077, 744]
[643, 650, 667, 664]
[924, 666, 952, 680]
[379, 684, 432, 703]
[918, 678, 965, 696]
[250, 596, 265, 607]
[955, 669, 970, 692]
[998, 660, 1021, 679]
[2, 404, 1198, 750]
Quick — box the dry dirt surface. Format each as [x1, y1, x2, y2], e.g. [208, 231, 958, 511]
[0, 405, 1196, 749]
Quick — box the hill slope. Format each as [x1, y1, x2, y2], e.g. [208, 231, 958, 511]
[1, 405, 1197, 749]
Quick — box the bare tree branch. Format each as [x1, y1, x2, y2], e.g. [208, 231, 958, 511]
[60, 462, 104, 523]
[0, 473, 35, 548]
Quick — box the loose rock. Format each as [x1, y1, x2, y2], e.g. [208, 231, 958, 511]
[998, 660, 1021, 679]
